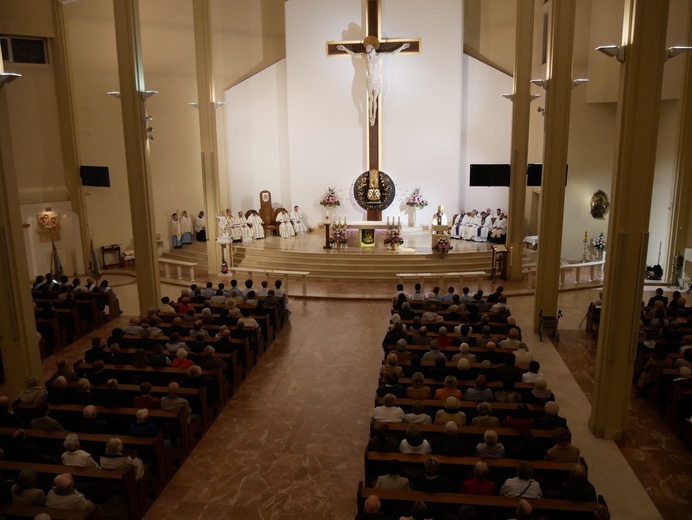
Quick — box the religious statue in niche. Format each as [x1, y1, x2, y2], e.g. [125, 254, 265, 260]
[337, 36, 410, 126]
[36, 210, 61, 242]
[590, 190, 610, 219]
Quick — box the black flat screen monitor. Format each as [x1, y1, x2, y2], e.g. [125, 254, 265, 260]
[80, 166, 110, 187]
[526, 163, 569, 186]
[469, 164, 511, 187]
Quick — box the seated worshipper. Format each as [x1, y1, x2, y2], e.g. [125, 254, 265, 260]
[446, 303, 462, 321]
[503, 403, 535, 430]
[86, 360, 108, 386]
[151, 344, 172, 367]
[410, 326, 432, 346]
[11, 468, 46, 507]
[494, 353, 525, 384]
[647, 287, 669, 308]
[277, 209, 296, 238]
[452, 343, 477, 363]
[474, 326, 496, 349]
[535, 401, 568, 430]
[499, 328, 522, 350]
[404, 401, 432, 425]
[46, 473, 95, 511]
[225, 298, 242, 318]
[172, 348, 194, 369]
[490, 295, 510, 313]
[403, 355, 423, 378]
[74, 379, 98, 406]
[375, 460, 410, 490]
[463, 375, 495, 402]
[522, 360, 543, 383]
[354, 494, 392, 520]
[556, 463, 597, 502]
[409, 316, 422, 332]
[145, 318, 164, 337]
[461, 461, 495, 496]
[0, 397, 18, 429]
[421, 340, 445, 362]
[511, 499, 533, 520]
[507, 429, 545, 460]
[244, 290, 259, 307]
[455, 358, 474, 381]
[368, 424, 399, 453]
[100, 437, 145, 480]
[680, 335, 692, 355]
[399, 425, 432, 454]
[98, 379, 132, 408]
[199, 345, 228, 376]
[18, 377, 47, 404]
[471, 402, 501, 428]
[421, 305, 439, 324]
[526, 378, 555, 405]
[256, 280, 270, 297]
[674, 349, 692, 370]
[165, 332, 188, 354]
[77, 405, 108, 434]
[462, 210, 481, 241]
[381, 353, 404, 378]
[434, 376, 462, 400]
[47, 376, 72, 405]
[236, 211, 253, 241]
[429, 355, 449, 381]
[134, 382, 161, 410]
[545, 427, 580, 462]
[372, 394, 406, 423]
[238, 308, 259, 328]
[210, 290, 226, 305]
[649, 308, 670, 328]
[399, 302, 416, 321]
[409, 283, 425, 301]
[400, 501, 431, 520]
[436, 326, 453, 347]
[393, 339, 412, 362]
[406, 372, 432, 400]
[105, 343, 127, 366]
[131, 348, 150, 368]
[454, 324, 475, 346]
[194, 210, 206, 241]
[474, 429, 505, 458]
[450, 212, 464, 239]
[84, 337, 106, 364]
[289, 205, 307, 235]
[432, 421, 472, 457]
[129, 408, 163, 438]
[161, 382, 193, 423]
[123, 316, 144, 336]
[182, 308, 197, 324]
[170, 212, 182, 248]
[377, 374, 405, 399]
[479, 359, 495, 381]
[489, 212, 507, 243]
[675, 366, 692, 381]
[412, 457, 449, 493]
[495, 380, 523, 403]
[190, 319, 210, 338]
[189, 334, 208, 354]
[434, 396, 466, 426]
[500, 461, 542, 498]
[159, 296, 176, 315]
[61, 433, 99, 468]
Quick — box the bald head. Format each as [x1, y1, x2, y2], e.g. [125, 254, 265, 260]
[167, 382, 180, 396]
[53, 473, 75, 492]
[363, 494, 381, 514]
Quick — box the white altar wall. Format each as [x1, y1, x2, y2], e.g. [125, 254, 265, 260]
[461, 55, 513, 213]
[285, 0, 463, 227]
[225, 60, 289, 212]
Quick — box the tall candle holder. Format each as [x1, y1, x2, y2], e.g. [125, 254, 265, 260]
[581, 237, 588, 263]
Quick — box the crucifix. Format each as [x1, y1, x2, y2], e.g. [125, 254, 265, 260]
[327, 0, 420, 221]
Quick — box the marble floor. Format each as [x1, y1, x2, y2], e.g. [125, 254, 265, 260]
[26, 277, 692, 519]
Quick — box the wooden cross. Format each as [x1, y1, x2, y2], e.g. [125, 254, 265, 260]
[327, 0, 420, 179]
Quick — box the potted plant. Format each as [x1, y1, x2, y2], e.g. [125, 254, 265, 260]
[383, 225, 404, 250]
[592, 233, 606, 260]
[432, 235, 453, 255]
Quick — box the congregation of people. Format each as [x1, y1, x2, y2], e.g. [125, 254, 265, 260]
[355, 284, 608, 520]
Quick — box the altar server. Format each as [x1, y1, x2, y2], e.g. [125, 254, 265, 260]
[237, 211, 253, 242]
[290, 206, 307, 235]
[170, 213, 182, 249]
[180, 211, 193, 244]
[277, 209, 295, 238]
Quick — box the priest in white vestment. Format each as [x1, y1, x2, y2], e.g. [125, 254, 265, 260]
[462, 210, 481, 240]
[477, 212, 492, 242]
[450, 210, 465, 239]
[170, 213, 182, 249]
[290, 206, 307, 235]
[431, 205, 448, 234]
[489, 213, 508, 243]
[236, 211, 253, 242]
[180, 211, 193, 244]
[248, 211, 265, 239]
[230, 213, 243, 242]
[277, 210, 295, 238]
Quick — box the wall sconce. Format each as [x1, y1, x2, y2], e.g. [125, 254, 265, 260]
[667, 46, 692, 61]
[501, 94, 542, 102]
[188, 101, 226, 110]
[595, 45, 626, 63]
[106, 90, 158, 101]
[0, 73, 21, 88]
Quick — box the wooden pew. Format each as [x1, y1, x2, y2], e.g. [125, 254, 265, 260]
[374, 397, 545, 418]
[0, 460, 141, 519]
[357, 482, 600, 520]
[0, 503, 100, 519]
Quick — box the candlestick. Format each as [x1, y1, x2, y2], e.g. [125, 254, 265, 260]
[398, 216, 401, 225]
[387, 216, 390, 225]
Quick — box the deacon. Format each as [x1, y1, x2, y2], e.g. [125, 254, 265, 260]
[180, 211, 193, 245]
[194, 211, 206, 241]
[277, 209, 296, 239]
[170, 213, 182, 249]
[290, 206, 307, 235]
[431, 205, 447, 234]
[237, 211, 253, 242]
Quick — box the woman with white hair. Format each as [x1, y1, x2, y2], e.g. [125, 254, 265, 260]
[18, 377, 47, 404]
[61, 433, 99, 468]
[100, 437, 145, 480]
[451, 343, 477, 363]
[172, 348, 194, 369]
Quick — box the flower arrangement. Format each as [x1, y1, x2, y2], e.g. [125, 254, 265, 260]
[383, 225, 404, 246]
[405, 188, 428, 209]
[592, 233, 606, 251]
[320, 187, 341, 208]
[432, 236, 453, 254]
[329, 226, 348, 245]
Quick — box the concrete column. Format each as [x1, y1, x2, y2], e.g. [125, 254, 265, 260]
[589, 0, 669, 440]
[112, 0, 161, 314]
[507, 0, 535, 281]
[52, 1, 90, 272]
[666, 7, 692, 283]
[533, 0, 576, 330]
[0, 70, 44, 396]
[193, 0, 221, 276]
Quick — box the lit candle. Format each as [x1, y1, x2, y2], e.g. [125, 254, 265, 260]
[387, 216, 390, 224]
[398, 216, 401, 225]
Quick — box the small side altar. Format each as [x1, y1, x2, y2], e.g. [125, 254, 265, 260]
[322, 220, 402, 249]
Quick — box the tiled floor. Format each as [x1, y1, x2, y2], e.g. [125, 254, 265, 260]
[24, 274, 692, 519]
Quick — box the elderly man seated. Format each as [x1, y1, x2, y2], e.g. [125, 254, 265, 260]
[46, 473, 96, 511]
[61, 433, 99, 468]
[371, 394, 405, 423]
[100, 437, 145, 480]
[355, 494, 393, 520]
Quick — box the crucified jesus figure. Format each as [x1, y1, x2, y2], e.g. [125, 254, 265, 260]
[337, 36, 411, 126]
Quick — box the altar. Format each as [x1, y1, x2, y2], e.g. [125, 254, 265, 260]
[322, 220, 400, 248]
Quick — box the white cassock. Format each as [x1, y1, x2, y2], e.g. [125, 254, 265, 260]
[277, 213, 295, 238]
[463, 214, 481, 240]
[491, 217, 508, 240]
[290, 210, 307, 235]
[237, 216, 252, 241]
[194, 216, 206, 233]
[450, 214, 463, 238]
[230, 216, 242, 241]
[249, 213, 265, 239]
[430, 212, 448, 234]
[170, 218, 182, 247]
[477, 217, 492, 242]
[180, 215, 193, 244]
